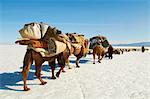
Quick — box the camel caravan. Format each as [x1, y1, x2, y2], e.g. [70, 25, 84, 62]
[15, 22, 148, 91]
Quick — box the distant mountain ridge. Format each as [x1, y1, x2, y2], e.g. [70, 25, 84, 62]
[113, 42, 150, 47]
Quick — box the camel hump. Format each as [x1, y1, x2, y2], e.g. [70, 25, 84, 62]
[67, 33, 84, 44]
[90, 36, 109, 48]
[48, 38, 66, 55]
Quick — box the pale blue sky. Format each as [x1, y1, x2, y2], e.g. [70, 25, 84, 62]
[0, 0, 149, 44]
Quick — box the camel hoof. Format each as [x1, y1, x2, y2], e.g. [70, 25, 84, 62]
[40, 82, 47, 85]
[51, 76, 56, 79]
[62, 70, 66, 73]
[56, 72, 60, 77]
[76, 66, 80, 68]
[24, 87, 30, 91]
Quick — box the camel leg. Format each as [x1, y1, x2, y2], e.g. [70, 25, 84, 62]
[99, 54, 104, 63]
[22, 62, 32, 91]
[62, 51, 70, 71]
[62, 67, 66, 72]
[98, 55, 101, 63]
[66, 58, 72, 69]
[93, 53, 96, 64]
[61, 61, 66, 73]
[35, 60, 47, 85]
[57, 55, 66, 72]
[48, 59, 56, 79]
[56, 55, 66, 77]
[22, 50, 33, 91]
[76, 57, 81, 68]
[76, 45, 86, 68]
[56, 64, 65, 77]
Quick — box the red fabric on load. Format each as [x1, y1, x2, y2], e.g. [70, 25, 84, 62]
[15, 39, 48, 48]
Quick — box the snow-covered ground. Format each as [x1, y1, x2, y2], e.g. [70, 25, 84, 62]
[0, 45, 150, 99]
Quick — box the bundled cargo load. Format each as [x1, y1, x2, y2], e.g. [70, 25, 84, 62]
[42, 27, 69, 43]
[66, 33, 85, 46]
[42, 26, 71, 52]
[40, 22, 49, 37]
[47, 38, 67, 56]
[16, 22, 71, 57]
[66, 33, 88, 56]
[26, 38, 67, 57]
[19, 22, 49, 40]
[89, 36, 109, 49]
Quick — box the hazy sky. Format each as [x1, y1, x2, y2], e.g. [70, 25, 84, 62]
[0, 0, 149, 44]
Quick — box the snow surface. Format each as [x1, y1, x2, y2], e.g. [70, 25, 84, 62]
[0, 45, 150, 99]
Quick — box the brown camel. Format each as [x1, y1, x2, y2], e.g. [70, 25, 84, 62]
[22, 48, 70, 91]
[89, 36, 109, 64]
[65, 33, 89, 68]
[16, 26, 71, 91]
[92, 45, 106, 64]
